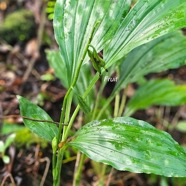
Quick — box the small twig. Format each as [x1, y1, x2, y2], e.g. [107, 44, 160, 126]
[63, 156, 77, 164]
[39, 157, 50, 186]
[118, 87, 128, 116]
[122, 173, 144, 185]
[171, 108, 181, 130]
[73, 152, 85, 186]
[106, 168, 114, 186]
[22, 3, 46, 83]
[0, 115, 68, 126]
[1, 173, 16, 186]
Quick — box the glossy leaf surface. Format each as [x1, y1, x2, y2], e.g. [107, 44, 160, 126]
[105, 0, 186, 68]
[113, 31, 186, 95]
[46, 50, 68, 88]
[69, 117, 186, 177]
[17, 96, 58, 141]
[54, 0, 131, 85]
[125, 79, 186, 116]
[46, 50, 94, 106]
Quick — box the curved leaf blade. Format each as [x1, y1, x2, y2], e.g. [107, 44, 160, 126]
[46, 50, 68, 88]
[17, 96, 58, 141]
[113, 31, 186, 95]
[54, 0, 132, 84]
[69, 117, 186, 177]
[105, 0, 186, 68]
[46, 50, 94, 106]
[125, 79, 186, 116]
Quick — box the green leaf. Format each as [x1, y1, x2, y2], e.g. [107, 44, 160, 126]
[0, 141, 4, 153]
[105, 0, 186, 68]
[17, 96, 58, 141]
[125, 79, 186, 116]
[54, 0, 132, 84]
[46, 50, 69, 88]
[76, 94, 91, 114]
[40, 73, 55, 81]
[113, 31, 186, 94]
[69, 117, 186, 177]
[46, 50, 94, 106]
[4, 133, 16, 150]
[176, 121, 186, 133]
[1, 123, 25, 135]
[3, 155, 10, 164]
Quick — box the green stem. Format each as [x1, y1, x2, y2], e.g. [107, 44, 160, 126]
[63, 73, 100, 141]
[53, 21, 101, 186]
[63, 105, 80, 140]
[118, 88, 127, 117]
[61, 93, 73, 140]
[54, 148, 65, 186]
[96, 85, 128, 120]
[92, 78, 107, 120]
[58, 21, 100, 143]
[114, 94, 120, 118]
[98, 164, 107, 186]
[96, 94, 114, 120]
[73, 153, 86, 186]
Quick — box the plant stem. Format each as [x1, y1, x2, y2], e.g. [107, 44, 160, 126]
[53, 21, 101, 186]
[114, 93, 120, 117]
[59, 20, 100, 141]
[61, 93, 73, 140]
[54, 148, 65, 186]
[63, 105, 80, 140]
[98, 164, 107, 186]
[92, 78, 107, 120]
[106, 168, 114, 186]
[73, 153, 86, 186]
[118, 87, 128, 117]
[96, 95, 114, 120]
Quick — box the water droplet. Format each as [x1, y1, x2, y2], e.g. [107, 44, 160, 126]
[164, 159, 169, 166]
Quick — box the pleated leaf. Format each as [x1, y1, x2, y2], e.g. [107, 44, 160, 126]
[17, 96, 58, 141]
[76, 94, 91, 114]
[54, 0, 131, 85]
[125, 79, 186, 116]
[105, 0, 186, 68]
[46, 50, 68, 88]
[69, 117, 186, 177]
[113, 31, 186, 95]
[46, 50, 94, 106]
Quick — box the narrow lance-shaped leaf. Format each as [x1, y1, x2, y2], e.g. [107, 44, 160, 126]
[53, 0, 132, 85]
[76, 94, 91, 114]
[17, 96, 58, 141]
[105, 0, 186, 68]
[68, 117, 186, 177]
[113, 31, 186, 95]
[125, 79, 186, 116]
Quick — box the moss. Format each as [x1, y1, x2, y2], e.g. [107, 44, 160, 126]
[0, 9, 35, 44]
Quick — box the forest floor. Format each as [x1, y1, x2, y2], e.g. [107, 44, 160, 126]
[1, 0, 186, 186]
